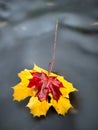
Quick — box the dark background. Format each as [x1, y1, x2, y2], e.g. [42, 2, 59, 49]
[0, 0, 98, 130]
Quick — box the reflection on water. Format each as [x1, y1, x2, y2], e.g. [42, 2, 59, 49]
[0, 0, 98, 130]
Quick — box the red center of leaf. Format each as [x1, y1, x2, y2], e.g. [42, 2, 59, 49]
[28, 72, 63, 102]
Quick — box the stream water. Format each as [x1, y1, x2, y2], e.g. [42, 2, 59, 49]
[0, 0, 98, 130]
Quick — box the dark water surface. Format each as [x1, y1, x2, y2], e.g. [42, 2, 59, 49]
[0, 0, 98, 130]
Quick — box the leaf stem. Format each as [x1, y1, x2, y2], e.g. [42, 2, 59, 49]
[48, 20, 58, 75]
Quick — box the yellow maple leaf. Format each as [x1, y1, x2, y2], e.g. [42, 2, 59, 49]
[12, 64, 77, 117]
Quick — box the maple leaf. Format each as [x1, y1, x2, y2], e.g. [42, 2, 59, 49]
[28, 72, 63, 102]
[13, 64, 77, 117]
